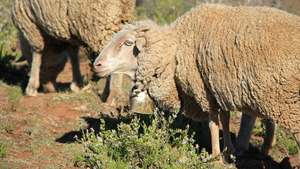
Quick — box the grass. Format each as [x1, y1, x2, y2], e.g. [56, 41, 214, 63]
[7, 85, 23, 111]
[0, 140, 8, 159]
[273, 127, 298, 157]
[0, 122, 15, 134]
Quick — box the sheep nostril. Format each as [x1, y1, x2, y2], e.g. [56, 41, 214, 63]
[94, 62, 102, 68]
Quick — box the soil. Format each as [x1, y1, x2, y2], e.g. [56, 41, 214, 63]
[0, 59, 298, 169]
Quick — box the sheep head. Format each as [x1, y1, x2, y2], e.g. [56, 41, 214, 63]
[93, 23, 149, 79]
[93, 20, 181, 110]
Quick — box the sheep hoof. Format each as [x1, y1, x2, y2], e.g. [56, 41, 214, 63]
[43, 83, 56, 93]
[104, 97, 116, 107]
[25, 88, 37, 97]
[223, 149, 235, 162]
[70, 82, 81, 92]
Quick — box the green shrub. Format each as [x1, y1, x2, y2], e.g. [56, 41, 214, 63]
[75, 109, 234, 168]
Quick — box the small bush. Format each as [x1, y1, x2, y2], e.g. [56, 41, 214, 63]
[75, 109, 233, 168]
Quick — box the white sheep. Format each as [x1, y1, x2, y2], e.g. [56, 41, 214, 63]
[11, 0, 135, 105]
[93, 4, 299, 164]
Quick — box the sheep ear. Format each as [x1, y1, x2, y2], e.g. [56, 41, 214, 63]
[136, 37, 146, 51]
[136, 26, 150, 33]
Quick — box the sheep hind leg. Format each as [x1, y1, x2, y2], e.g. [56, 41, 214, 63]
[209, 111, 221, 158]
[235, 113, 256, 157]
[101, 74, 123, 106]
[26, 51, 42, 96]
[41, 74, 57, 93]
[261, 119, 277, 155]
[293, 133, 300, 169]
[68, 45, 83, 92]
[220, 111, 235, 162]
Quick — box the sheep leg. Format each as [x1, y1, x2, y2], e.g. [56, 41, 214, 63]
[235, 113, 256, 157]
[261, 119, 277, 155]
[101, 74, 123, 106]
[173, 111, 182, 128]
[26, 51, 42, 96]
[41, 73, 57, 93]
[201, 119, 211, 145]
[68, 45, 83, 92]
[293, 133, 300, 169]
[101, 77, 110, 102]
[220, 111, 235, 161]
[209, 111, 221, 156]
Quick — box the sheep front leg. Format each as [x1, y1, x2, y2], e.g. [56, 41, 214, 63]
[26, 51, 42, 96]
[220, 110, 235, 161]
[68, 45, 82, 92]
[101, 74, 123, 106]
[209, 111, 221, 156]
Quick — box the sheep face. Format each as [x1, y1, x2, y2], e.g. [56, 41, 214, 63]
[93, 29, 140, 79]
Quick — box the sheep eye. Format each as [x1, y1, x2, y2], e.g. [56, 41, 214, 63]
[124, 41, 133, 46]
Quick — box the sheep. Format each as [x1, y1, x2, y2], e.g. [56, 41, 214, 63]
[93, 10, 277, 162]
[94, 31, 276, 157]
[11, 0, 135, 105]
[93, 4, 299, 163]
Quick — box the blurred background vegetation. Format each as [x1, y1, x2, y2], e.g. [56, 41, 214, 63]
[134, 0, 300, 25]
[0, 0, 19, 56]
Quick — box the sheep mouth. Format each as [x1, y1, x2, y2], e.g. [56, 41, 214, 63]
[95, 69, 111, 77]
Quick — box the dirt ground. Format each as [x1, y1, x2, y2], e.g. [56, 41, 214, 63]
[0, 59, 299, 169]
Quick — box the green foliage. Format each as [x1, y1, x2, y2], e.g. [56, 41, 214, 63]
[0, 141, 7, 159]
[0, 0, 19, 56]
[276, 127, 298, 156]
[0, 44, 18, 68]
[135, 0, 192, 25]
[0, 1, 22, 82]
[75, 110, 231, 168]
[252, 118, 265, 136]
